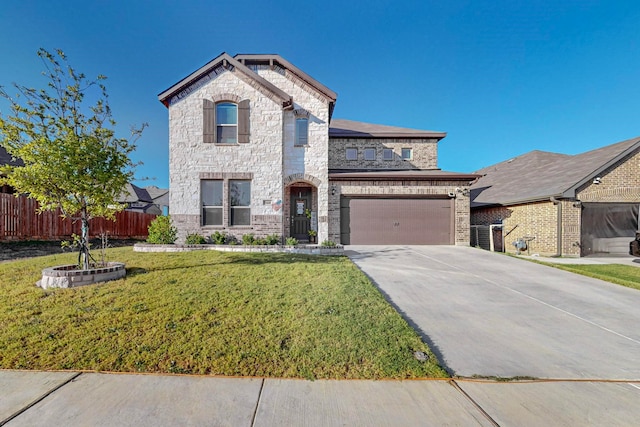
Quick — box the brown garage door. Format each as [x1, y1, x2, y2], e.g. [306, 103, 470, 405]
[340, 197, 454, 245]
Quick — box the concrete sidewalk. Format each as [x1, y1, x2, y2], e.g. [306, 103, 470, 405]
[518, 253, 640, 266]
[2, 371, 639, 426]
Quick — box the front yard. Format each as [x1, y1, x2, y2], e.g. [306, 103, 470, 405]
[0, 247, 446, 379]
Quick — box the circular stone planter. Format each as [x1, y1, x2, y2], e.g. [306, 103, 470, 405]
[38, 262, 126, 289]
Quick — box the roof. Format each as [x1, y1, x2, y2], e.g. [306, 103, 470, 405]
[329, 169, 480, 181]
[157, 52, 293, 108]
[471, 136, 640, 207]
[329, 119, 446, 139]
[0, 146, 24, 167]
[234, 54, 337, 102]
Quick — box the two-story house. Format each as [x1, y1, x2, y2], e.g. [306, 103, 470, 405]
[158, 52, 478, 245]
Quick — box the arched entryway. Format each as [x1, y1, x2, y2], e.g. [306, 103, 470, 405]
[283, 174, 321, 243]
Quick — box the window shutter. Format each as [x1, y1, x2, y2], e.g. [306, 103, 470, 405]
[203, 99, 215, 143]
[238, 100, 250, 143]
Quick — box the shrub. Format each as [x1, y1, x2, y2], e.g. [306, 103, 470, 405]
[242, 233, 255, 245]
[147, 216, 178, 244]
[185, 233, 207, 244]
[265, 234, 281, 245]
[254, 237, 267, 245]
[320, 240, 337, 247]
[210, 231, 227, 245]
[285, 237, 298, 246]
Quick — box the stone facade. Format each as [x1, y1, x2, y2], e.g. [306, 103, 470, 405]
[329, 138, 439, 170]
[161, 53, 474, 246]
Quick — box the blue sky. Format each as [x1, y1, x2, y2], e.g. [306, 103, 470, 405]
[1, 1, 639, 189]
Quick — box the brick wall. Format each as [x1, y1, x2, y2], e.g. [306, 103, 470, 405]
[577, 149, 640, 202]
[328, 138, 439, 170]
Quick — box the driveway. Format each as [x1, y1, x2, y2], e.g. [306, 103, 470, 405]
[347, 245, 640, 380]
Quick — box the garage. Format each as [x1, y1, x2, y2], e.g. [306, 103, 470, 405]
[580, 202, 639, 256]
[340, 197, 454, 245]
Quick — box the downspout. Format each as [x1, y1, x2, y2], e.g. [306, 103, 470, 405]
[550, 196, 562, 257]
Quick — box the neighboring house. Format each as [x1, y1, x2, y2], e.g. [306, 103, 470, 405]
[471, 136, 640, 256]
[0, 146, 23, 194]
[158, 52, 478, 245]
[119, 183, 169, 216]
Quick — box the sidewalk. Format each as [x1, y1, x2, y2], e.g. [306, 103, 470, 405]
[518, 253, 640, 267]
[2, 371, 639, 426]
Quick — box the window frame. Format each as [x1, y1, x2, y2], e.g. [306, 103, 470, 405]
[401, 148, 413, 161]
[201, 180, 224, 226]
[229, 180, 251, 226]
[295, 117, 309, 146]
[383, 148, 394, 161]
[364, 148, 376, 161]
[216, 102, 238, 144]
[346, 148, 358, 161]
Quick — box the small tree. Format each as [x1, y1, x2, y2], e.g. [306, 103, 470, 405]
[0, 49, 144, 269]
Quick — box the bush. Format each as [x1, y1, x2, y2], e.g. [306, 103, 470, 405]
[254, 237, 267, 245]
[265, 234, 281, 245]
[185, 233, 207, 244]
[147, 216, 178, 244]
[320, 240, 337, 247]
[242, 233, 255, 245]
[285, 237, 298, 246]
[210, 231, 227, 245]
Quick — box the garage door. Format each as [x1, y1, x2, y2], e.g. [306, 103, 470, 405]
[340, 197, 454, 245]
[581, 203, 639, 256]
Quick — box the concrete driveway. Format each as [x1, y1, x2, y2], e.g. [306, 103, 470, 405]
[347, 245, 640, 380]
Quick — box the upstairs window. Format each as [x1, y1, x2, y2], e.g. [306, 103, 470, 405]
[383, 148, 394, 161]
[346, 148, 358, 161]
[401, 148, 413, 161]
[201, 180, 223, 226]
[216, 102, 238, 144]
[295, 118, 308, 146]
[364, 148, 376, 161]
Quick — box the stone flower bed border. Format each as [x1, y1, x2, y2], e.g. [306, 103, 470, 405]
[38, 262, 126, 289]
[134, 243, 344, 256]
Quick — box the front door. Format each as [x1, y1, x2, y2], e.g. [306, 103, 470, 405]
[291, 188, 311, 241]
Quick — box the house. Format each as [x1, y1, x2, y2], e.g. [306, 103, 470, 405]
[118, 183, 169, 216]
[158, 52, 478, 245]
[0, 146, 23, 194]
[470, 136, 640, 256]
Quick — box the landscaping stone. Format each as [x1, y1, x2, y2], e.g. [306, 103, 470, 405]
[133, 243, 344, 256]
[38, 262, 126, 289]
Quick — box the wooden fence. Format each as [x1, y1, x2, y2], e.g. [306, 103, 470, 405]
[0, 193, 157, 241]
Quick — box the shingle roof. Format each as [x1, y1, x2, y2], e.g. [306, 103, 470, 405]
[0, 146, 24, 167]
[329, 119, 446, 139]
[329, 169, 479, 181]
[471, 136, 640, 207]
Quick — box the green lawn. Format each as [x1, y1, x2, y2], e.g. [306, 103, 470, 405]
[0, 247, 447, 379]
[536, 262, 640, 291]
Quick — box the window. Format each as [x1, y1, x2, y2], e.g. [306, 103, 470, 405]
[346, 148, 358, 161]
[401, 148, 413, 160]
[216, 102, 238, 144]
[230, 180, 251, 226]
[364, 148, 376, 161]
[383, 148, 394, 161]
[295, 118, 308, 145]
[201, 180, 223, 226]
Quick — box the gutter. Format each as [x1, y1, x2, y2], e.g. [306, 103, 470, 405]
[550, 196, 562, 257]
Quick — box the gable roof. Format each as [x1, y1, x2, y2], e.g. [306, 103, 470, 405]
[329, 119, 446, 140]
[234, 54, 337, 103]
[471, 136, 640, 207]
[158, 52, 293, 109]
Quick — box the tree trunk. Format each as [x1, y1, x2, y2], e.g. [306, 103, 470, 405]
[80, 212, 90, 270]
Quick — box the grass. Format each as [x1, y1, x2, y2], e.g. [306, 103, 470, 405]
[534, 262, 640, 291]
[0, 247, 447, 379]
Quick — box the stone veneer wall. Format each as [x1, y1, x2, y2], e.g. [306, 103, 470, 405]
[250, 65, 331, 242]
[328, 180, 471, 245]
[329, 138, 438, 170]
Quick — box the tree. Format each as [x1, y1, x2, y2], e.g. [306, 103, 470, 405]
[0, 49, 145, 269]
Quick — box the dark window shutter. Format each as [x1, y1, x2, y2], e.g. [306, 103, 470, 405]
[203, 99, 215, 143]
[238, 100, 250, 143]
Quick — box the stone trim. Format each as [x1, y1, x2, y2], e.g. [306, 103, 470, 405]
[212, 93, 242, 103]
[284, 173, 322, 187]
[199, 172, 254, 180]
